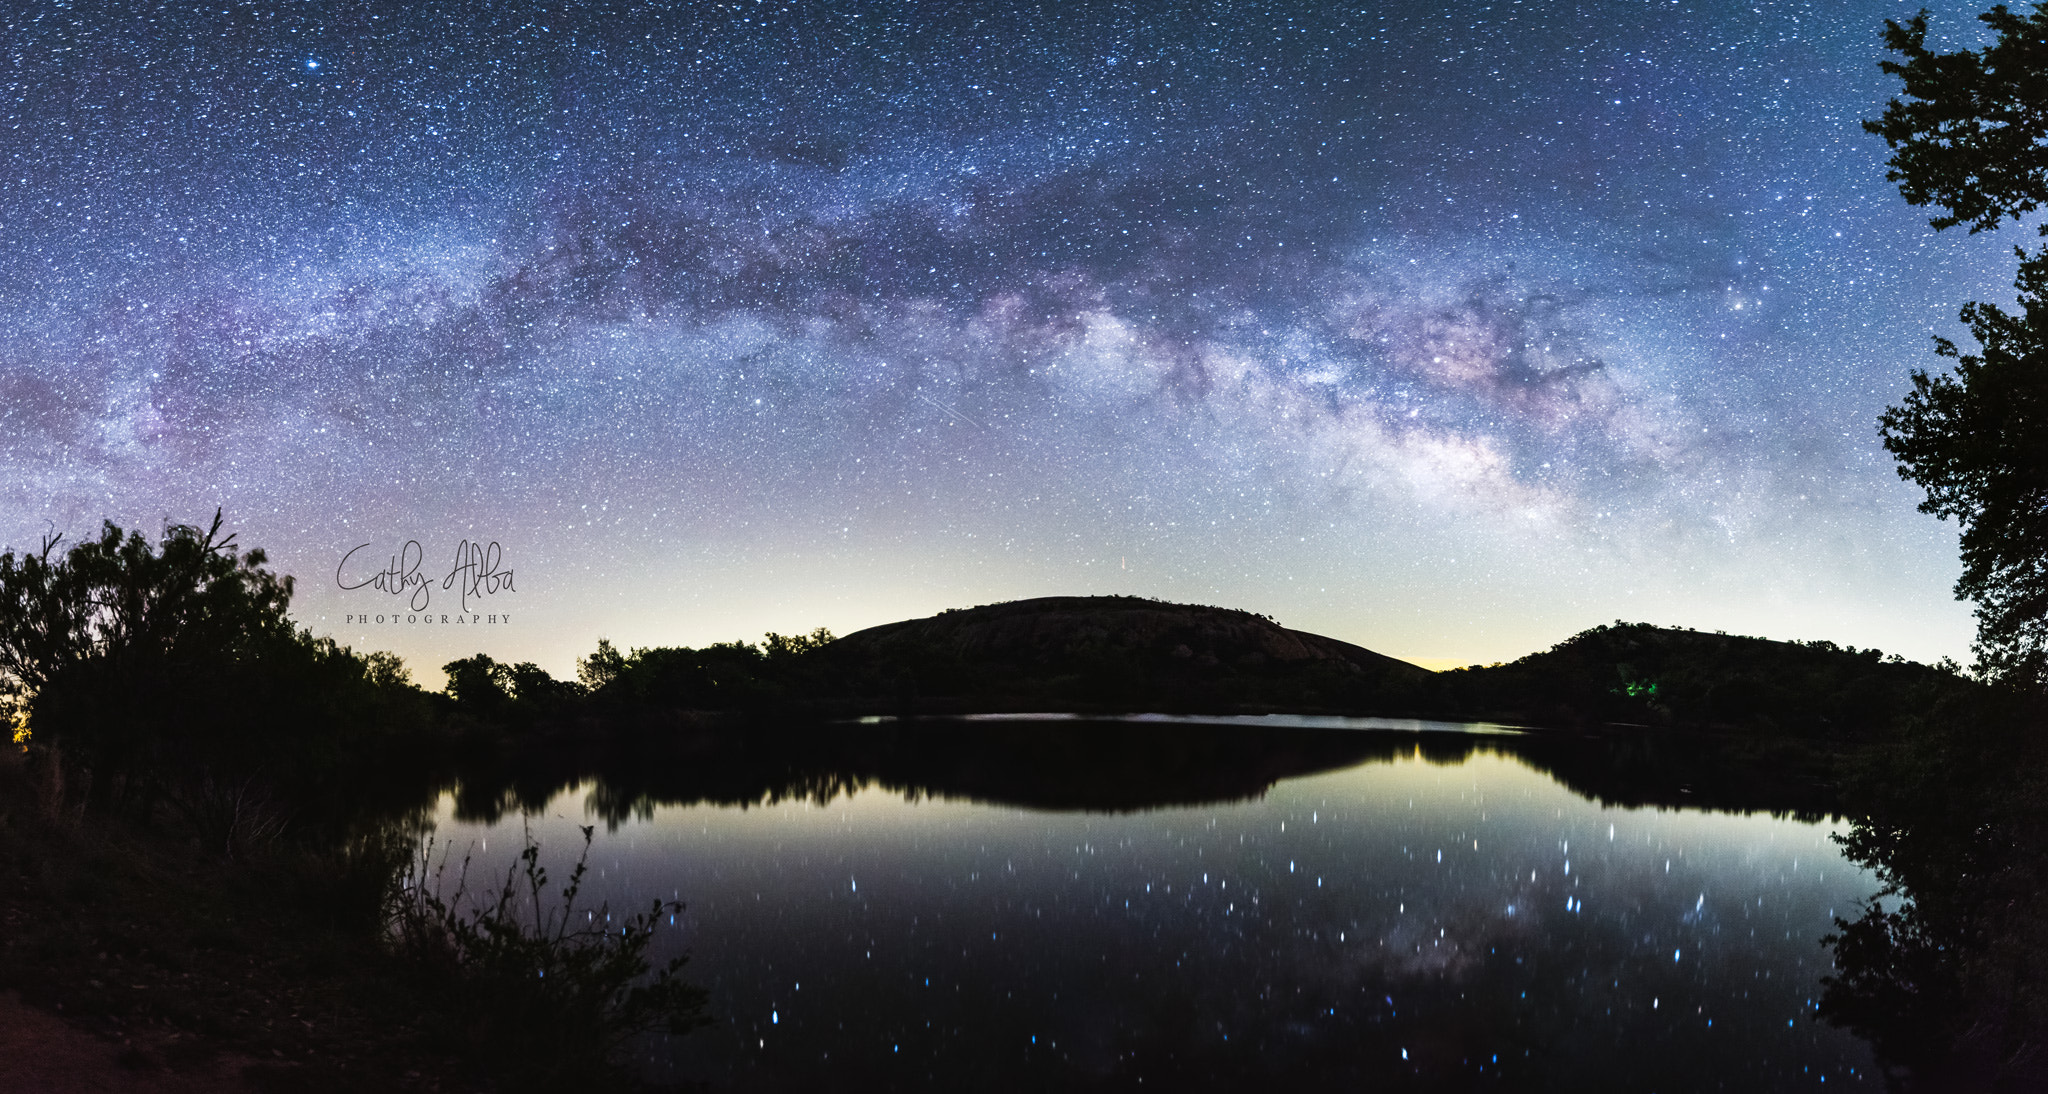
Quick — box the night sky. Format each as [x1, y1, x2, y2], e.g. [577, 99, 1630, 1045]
[0, 0, 2014, 678]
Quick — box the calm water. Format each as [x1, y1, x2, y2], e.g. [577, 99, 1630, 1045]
[430, 725, 1881, 1090]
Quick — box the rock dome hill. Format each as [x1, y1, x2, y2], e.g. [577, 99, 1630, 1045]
[815, 596, 1433, 713]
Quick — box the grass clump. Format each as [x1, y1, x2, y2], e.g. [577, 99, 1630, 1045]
[386, 824, 710, 1091]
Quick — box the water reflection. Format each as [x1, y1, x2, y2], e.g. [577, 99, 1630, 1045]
[431, 726, 1879, 1089]
[445, 721, 1841, 827]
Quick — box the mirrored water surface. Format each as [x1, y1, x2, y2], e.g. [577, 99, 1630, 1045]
[430, 724, 1880, 1089]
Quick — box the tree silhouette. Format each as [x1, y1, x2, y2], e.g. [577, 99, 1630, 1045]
[0, 511, 423, 832]
[1868, 5, 2048, 685]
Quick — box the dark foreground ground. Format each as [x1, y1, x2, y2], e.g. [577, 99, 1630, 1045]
[0, 749, 486, 1093]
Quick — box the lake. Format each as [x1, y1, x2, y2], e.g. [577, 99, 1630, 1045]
[428, 721, 1882, 1089]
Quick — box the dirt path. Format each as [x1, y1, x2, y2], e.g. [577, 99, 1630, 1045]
[0, 991, 251, 1093]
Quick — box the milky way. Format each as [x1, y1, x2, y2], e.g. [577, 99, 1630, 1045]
[0, 0, 2011, 674]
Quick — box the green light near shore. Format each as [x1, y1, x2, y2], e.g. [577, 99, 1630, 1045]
[1617, 679, 1661, 699]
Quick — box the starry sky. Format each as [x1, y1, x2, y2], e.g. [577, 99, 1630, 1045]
[0, 0, 2018, 679]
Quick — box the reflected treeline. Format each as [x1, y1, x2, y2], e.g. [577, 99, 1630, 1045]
[1817, 691, 2048, 1091]
[435, 720, 1843, 830]
[1509, 728, 1840, 822]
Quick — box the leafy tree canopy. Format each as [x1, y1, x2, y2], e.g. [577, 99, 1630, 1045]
[0, 511, 425, 821]
[1868, 5, 2048, 234]
[1868, 5, 2048, 684]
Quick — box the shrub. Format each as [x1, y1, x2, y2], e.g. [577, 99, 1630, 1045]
[0, 512, 434, 829]
[385, 824, 709, 1089]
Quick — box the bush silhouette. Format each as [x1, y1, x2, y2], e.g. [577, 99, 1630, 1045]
[0, 511, 428, 843]
[386, 824, 710, 1090]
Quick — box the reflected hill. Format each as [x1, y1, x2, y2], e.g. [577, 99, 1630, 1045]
[442, 720, 1840, 828]
[448, 723, 1428, 824]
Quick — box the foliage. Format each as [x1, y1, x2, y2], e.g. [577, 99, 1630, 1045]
[443, 652, 516, 712]
[0, 512, 292, 771]
[443, 630, 844, 738]
[385, 824, 708, 1090]
[1880, 262, 2048, 685]
[569, 634, 834, 712]
[578, 637, 629, 690]
[1852, 14, 2048, 1077]
[0, 512, 433, 843]
[1868, 5, 2048, 684]
[763, 626, 836, 661]
[439, 653, 592, 739]
[1866, 5, 2048, 236]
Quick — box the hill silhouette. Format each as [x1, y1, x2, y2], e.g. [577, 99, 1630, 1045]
[813, 595, 1434, 715]
[564, 597, 1977, 734]
[1447, 621, 1971, 740]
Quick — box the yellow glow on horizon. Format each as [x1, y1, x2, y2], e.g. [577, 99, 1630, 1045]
[1402, 655, 1486, 672]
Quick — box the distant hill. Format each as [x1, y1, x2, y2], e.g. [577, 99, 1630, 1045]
[560, 598, 1979, 737]
[1444, 622, 1974, 740]
[814, 595, 1434, 714]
